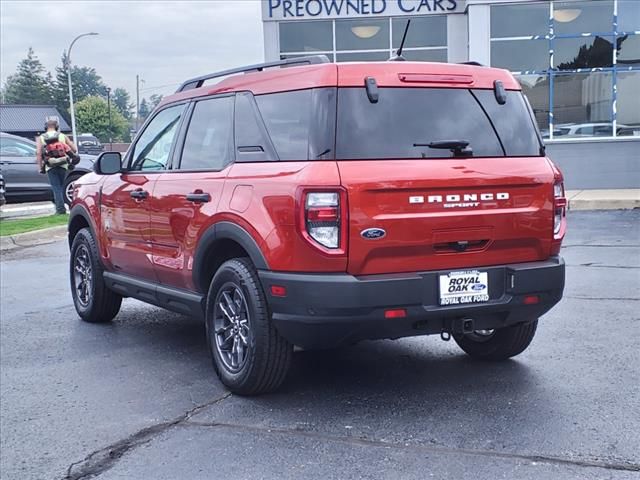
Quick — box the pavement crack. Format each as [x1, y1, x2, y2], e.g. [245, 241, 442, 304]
[62, 392, 231, 480]
[182, 421, 640, 473]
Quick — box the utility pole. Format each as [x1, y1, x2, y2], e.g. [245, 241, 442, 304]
[106, 87, 112, 151]
[135, 74, 140, 133]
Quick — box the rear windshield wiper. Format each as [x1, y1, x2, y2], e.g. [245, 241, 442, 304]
[413, 140, 473, 157]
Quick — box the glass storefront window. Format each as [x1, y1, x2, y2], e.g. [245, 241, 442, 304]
[491, 40, 548, 72]
[490, 3, 549, 38]
[553, 1, 614, 35]
[618, 0, 640, 32]
[401, 49, 447, 62]
[336, 18, 389, 51]
[617, 71, 640, 133]
[554, 36, 614, 69]
[392, 16, 446, 48]
[279, 21, 332, 53]
[336, 51, 390, 62]
[517, 75, 550, 135]
[553, 72, 613, 137]
[618, 34, 640, 67]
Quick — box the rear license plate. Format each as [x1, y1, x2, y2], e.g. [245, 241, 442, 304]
[439, 270, 489, 306]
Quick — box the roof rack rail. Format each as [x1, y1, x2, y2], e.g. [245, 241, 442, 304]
[459, 61, 485, 66]
[176, 55, 331, 93]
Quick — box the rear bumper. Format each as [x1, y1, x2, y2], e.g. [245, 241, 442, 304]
[258, 257, 565, 349]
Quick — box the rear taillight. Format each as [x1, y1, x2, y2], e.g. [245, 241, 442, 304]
[305, 192, 341, 249]
[553, 180, 567, 237]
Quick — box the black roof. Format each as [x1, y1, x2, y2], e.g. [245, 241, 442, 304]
[0, 105, 71, 133]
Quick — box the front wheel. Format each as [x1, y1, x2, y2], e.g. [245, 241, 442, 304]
[205, 258, 292, 395]
[70, 228, 122, 323]
[453, 320, 538, 361]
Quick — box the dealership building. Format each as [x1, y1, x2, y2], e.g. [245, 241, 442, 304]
[261, 0, 639, 189]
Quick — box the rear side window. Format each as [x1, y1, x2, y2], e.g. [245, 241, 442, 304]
[255, 90, 311, 161]
[473, 90, 543, 156]
[180, 96, 234, 171]
[336, 87, 542, 159]
[253, 88, 336, 161]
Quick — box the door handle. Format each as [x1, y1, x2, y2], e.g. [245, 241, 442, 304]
[130, 189, 148, 200]
[185, 192, 211, 203]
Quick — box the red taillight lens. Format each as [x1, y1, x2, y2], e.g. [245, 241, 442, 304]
[523, 295, 540, 305]
[553, 180, 566, 237]
[270, 285, 287, 297]
[305, 192, 341, 249]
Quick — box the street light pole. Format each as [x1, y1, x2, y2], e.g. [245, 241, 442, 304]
[66, 32, 98, 146]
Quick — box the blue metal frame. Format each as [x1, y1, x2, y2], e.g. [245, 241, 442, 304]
[490, 0, 639, 140]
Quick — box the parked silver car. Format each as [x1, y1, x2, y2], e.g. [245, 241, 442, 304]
[0, 132, 96, 205]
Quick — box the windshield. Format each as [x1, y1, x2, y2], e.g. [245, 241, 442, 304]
[336, 87, 542, 159]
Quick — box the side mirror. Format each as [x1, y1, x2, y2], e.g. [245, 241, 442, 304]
[94, 151, 122, 175]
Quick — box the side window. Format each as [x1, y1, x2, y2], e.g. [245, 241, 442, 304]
[180, 96, 234, 171]
[234, 92, 277, 162]
[0, 137, 36, 158]
[130, 104, 185, 171]
[255, 90, 311, 160]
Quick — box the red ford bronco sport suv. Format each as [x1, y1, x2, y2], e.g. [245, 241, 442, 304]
[68, 56, 566, 395]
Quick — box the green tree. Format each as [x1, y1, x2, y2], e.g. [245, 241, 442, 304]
[71, 65, 107, 100]
[149, 94, 163, 109]
[75, 96, 129, 143]
[112, 87, 133, 119]
[138, 98, 150, 121]
[51, 53, 71, 123]
[3, 48, 52, 104]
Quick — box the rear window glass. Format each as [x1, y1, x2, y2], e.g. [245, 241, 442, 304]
[336, 87, 542, 159]
[473, 90, 542, 156]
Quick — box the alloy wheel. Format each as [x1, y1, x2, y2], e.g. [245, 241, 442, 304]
[73, 245, 93, 307]
[213, 283, 251, 373]
[65, 180, 75, 204]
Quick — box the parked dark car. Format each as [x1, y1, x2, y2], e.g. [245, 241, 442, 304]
[0, 171, 6, 206]
[76, 134, 104, 155]
[0, 132, 96, 205]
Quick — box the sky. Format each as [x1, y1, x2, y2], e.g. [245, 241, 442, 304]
[0, 0, 265, 101]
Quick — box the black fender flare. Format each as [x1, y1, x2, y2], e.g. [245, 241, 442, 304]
[193, 221, 269, 293]
[68, 204, 97, 248]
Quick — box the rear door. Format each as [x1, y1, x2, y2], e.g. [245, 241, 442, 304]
[335, 84, 555, 276]
[149, 95, 235, 290]
[100, 104, 186, 281]
[0, 135, 50, 200]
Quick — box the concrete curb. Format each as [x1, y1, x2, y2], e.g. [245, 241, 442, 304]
[0, 225, 68, 252]
[567, 189, 640, 211]
[0, 202, 55, 220]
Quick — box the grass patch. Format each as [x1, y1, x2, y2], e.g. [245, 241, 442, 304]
[0, 214, 68, 237]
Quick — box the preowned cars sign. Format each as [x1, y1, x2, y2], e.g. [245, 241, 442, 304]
[263, 0, 466, 21]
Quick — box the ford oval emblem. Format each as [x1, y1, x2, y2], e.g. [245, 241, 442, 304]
[361, 228, 386, 240]
[472, 283, 486, 291]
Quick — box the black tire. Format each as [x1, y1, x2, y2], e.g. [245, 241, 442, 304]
[70, 228, 122, 323]
[205, 258, 292, 395]
[64, 172, 83, 206]
[453, 320, 538, 361]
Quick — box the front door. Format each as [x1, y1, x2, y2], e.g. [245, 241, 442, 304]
[100, 104, 187, 281]
[149, 95, 235, 291]
[0, 135, 50, 201]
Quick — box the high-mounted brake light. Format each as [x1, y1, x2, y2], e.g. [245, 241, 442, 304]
[305, 192, 341, 249]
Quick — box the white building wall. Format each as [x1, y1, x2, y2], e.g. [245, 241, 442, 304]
[466, 4, 490, 65]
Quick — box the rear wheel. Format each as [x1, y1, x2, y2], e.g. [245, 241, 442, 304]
[70, 228, 122, 323]
[453, 320, 538, 361]
[64, 173, 83, 205]
[205, 258, 292, 395]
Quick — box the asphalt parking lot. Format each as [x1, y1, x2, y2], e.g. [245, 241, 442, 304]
[1, 210, 639, 480]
